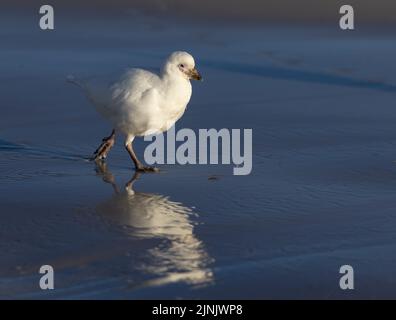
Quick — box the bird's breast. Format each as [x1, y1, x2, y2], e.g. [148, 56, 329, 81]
[161, 79, 191, 113]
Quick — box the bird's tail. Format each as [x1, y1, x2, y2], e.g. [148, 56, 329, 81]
[66, 74, 84, 88]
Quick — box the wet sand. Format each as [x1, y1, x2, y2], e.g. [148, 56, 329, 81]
[1, 11, 396, 298]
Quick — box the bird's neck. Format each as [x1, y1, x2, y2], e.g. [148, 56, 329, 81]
[161, 72, 190, 86]
[160, 73, 192, 105]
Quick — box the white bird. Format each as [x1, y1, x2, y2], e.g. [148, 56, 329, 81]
[68, 51, 202, 172]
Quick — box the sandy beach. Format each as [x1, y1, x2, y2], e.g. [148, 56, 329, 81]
[1, 6, 396, 299]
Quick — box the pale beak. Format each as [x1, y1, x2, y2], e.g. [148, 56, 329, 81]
[188, 68, 202, 81]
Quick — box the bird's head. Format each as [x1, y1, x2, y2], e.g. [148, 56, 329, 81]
[162, 51, 202, 81]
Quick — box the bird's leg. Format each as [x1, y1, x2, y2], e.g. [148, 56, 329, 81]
[94, 160, 120, 194]
[125, 140, 159, 173]
[125, 172, 141, 195]
[92, 129, 116, 160]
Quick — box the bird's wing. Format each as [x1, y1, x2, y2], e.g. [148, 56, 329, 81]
[70, 68, 161, 119]
[110, 68, 161, 107]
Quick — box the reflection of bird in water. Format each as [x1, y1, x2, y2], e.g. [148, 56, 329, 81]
[94, 161, 213, 287]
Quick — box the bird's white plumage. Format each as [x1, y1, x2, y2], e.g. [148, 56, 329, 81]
[70, 51, 197, 144]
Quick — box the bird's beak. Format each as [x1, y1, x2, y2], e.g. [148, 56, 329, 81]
[189, 68, 202, 81]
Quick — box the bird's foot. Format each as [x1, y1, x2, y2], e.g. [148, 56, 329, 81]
[136, 166, 160, 173]
[92, 135, 115, 161]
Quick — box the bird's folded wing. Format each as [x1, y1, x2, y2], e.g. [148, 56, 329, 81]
[71, 68, 161, 118]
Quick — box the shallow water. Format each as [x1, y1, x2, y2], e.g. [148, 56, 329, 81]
[1, 11, 396, 299]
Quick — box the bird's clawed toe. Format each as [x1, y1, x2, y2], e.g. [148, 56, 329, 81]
[93, 154, 106, 161]
[136, 166, 160, 173]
